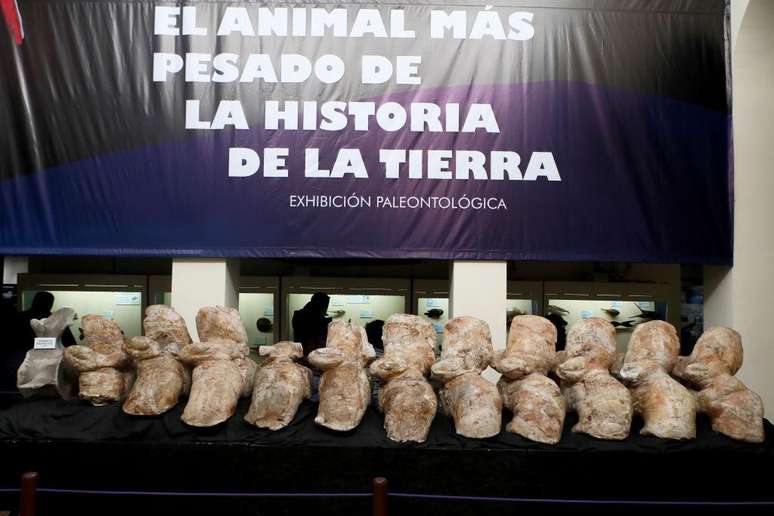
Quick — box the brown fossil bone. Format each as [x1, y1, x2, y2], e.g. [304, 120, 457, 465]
[493, 315, 565, 444]
[369, 314, 437, 443]
[673, 327, 764, 443]
[431, 316, 501, 439]
[556, 318, 632, 440]
[63, 315, 130, 406]
[178, 306, 255, 427]
[617, 320, 696, 440]
[122, 305, 193, 416]
[245, 341, 312, 430]
[308, 320, 375, 431]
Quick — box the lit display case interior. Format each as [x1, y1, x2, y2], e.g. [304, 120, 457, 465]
[22, 289, 143, 339]
[545, 299, 668, 352]
[287, 293, 405, 342]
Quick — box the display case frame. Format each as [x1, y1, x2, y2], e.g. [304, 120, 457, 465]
[507, 280, 544, 315]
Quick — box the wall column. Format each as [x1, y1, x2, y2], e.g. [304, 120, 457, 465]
[171, 259, 239, 340]
[705, 0, 774, 415]
[2, 256, 28, 285]
[449, 260, 508, 383]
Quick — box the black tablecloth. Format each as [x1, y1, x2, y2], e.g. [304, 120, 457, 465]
[1, 397, 774, 516]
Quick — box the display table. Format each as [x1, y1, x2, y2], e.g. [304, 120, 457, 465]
[1, 397, 773, 516]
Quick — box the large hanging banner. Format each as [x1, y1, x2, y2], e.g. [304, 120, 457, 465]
[0, 0, 732, 263]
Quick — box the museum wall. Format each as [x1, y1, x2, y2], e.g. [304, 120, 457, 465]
[705, 0, 774, 417]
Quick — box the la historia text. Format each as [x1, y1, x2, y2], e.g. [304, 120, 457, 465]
[229, 148, 560, 182]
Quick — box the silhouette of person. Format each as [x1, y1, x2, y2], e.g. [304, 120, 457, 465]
[1, 291, 75, 390]
[292, 292, 332, 357]
[365, 319, 384, 355]
[547, 312, 568, 351]
[365, 319, 385, 406]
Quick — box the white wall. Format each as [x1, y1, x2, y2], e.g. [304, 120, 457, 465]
[171, 259, 240, 340]
[706, 0, 774, 416]
[731, 0, 750, 50]
[450, 261, 508, 383]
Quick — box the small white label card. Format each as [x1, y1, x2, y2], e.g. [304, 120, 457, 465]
[34, 337, 57, 350]
[114, 292, 141, 305]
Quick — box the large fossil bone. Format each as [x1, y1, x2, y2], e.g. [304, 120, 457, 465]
[178, 306, 255, 427]
[499, 373, 565, 444]
[245, 341, 312, 430]
[63, 315, 130, 406]
[16, 307, 77, 399]
[617, 320, 696, 440]
[308, 321, 375, 431]
[673, 327, 764, 443]
[369, 314, 437, 443]
[493, 315, 565, 444]
[431, 316, 501, 439]
[122, 305, 192, 416]
[556, 318, 632, 440]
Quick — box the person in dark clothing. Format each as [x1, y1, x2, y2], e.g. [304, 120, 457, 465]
[547, 312, 568, 351]
[364, 319, 384, 354]
[292, 292, 332, 356]
[365, 319, 385, 406]
[1, 291, 75, 390]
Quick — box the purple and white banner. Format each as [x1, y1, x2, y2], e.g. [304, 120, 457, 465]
[0, 0, 732, 263]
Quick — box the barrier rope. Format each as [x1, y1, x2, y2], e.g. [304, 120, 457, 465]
[389, 492, 774, 506]
[1, 486, 773, 506]
[1, 487, 371, 498]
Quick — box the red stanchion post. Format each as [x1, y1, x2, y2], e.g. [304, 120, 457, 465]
[373, 476, 388, 516]
[20, 472, 38, 516]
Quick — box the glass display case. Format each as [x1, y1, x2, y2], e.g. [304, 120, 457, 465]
[543, 281, 679, 352]
[506, 281, 543, 330]
[18, 274, 147, 339]
[283, 277, 410, 345]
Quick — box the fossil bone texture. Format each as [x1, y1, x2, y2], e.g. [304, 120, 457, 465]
[196, 306, 248, 343]
[308, 320, 376, 431]
[16, 308, 77, 399]
[144, 304, 192, 348]
[369, 314, 437, 443]
[493, 315, 565, 444]
[178, 306, 254, 427]
[617, 321, 696, 440]
[122, 305, 193, 416]
[498, 373, 565, 444]
[245, 341, 312, 430]
[431, 316, 501, 439]
[673, 327, 764, 443]
[556, 318, 632, 440]
[492, 315, 558, 379]
[63, 315, 130, 405]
